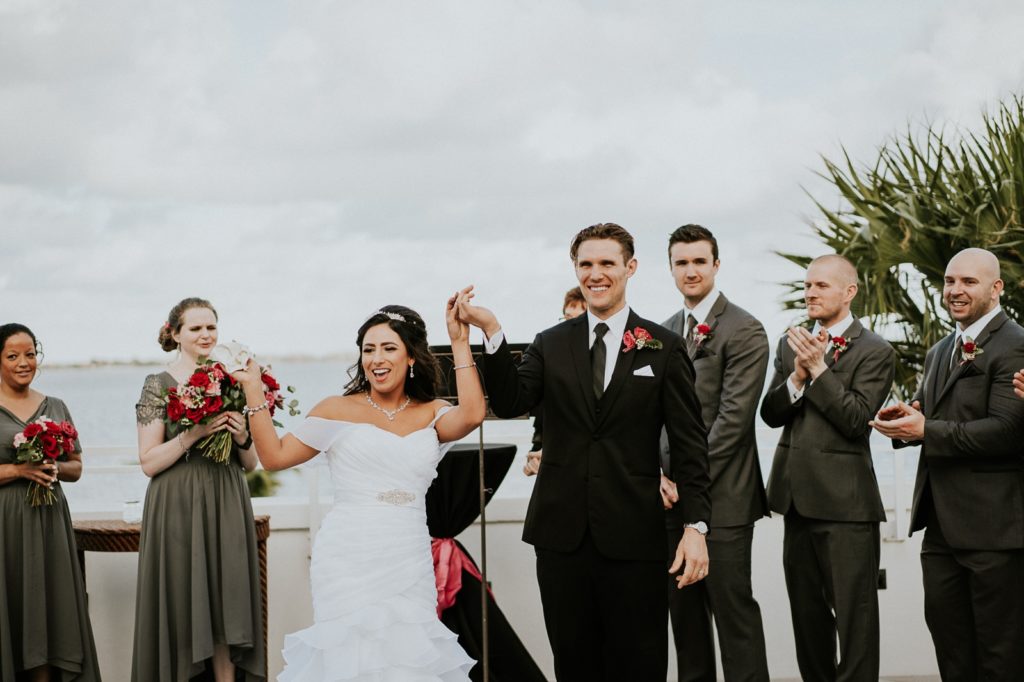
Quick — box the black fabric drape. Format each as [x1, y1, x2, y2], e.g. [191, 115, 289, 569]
[426, 443, 547, 682]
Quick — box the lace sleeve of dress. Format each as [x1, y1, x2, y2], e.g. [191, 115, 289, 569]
[135, 374, 166, 426]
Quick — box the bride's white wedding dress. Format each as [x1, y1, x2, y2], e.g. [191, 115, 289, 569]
[278, 407, 474, 681]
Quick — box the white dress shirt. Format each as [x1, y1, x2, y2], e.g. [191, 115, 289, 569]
[682, 288, 721, 330]
[483, 305, 632, 392]
[787, 312, 855, 402]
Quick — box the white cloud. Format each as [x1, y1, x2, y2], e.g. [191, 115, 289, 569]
[1, 0, 1023, 361]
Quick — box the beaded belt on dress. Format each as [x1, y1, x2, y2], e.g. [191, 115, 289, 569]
[376, 489, 416, 506]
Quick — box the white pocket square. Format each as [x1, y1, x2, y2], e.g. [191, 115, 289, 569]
[633, 365, 654, 377]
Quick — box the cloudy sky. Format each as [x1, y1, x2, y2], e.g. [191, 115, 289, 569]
[2, 0, 1023, 363]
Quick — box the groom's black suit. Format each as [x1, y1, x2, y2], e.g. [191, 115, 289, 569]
[482, 309, 710, 681]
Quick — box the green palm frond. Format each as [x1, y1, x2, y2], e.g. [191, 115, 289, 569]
[779, 95, 1024, 399]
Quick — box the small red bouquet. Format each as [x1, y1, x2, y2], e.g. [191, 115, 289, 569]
[13, 416, 77, 506]
[165, 353, 297, 464]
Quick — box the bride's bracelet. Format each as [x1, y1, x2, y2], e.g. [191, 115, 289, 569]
[453, 363, 476, 371]
[243, 400, 270, 417]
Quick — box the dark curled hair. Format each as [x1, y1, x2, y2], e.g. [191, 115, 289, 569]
[158, 297, 218, 352]
[668, 224, 719, 262]
[569, 223, 635, 263]
[0, 323, 43, 359]
[343, 305, 441, 402]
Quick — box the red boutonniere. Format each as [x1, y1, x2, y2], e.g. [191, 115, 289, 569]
[830, 336, 850, 363]
[693, 323, 712, 347]
[622, 327, 664, 353]
[959, 336, 983, 365]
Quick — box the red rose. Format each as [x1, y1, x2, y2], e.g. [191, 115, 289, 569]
[963, 342, 976, 353]
[622, 330, 637, 352]
[60, 422, 78, 440]
[634, 327, 652, 342]
[697, 324, 711, 336]
[62, 437, 75, 455]
[186, 408, 205, 423]
[210, 364, 226, 381]
[45, 420, 62, 434]
[188, 372, 211, 389]
[39, 433, 60, 458]
[261, 372, 280, 391]
[166, 399, 185, 422]
[206, 396, 224, 415]
[23, 422, 43, 439]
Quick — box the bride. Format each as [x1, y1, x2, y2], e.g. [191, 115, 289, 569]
[234, 288, 486, 680]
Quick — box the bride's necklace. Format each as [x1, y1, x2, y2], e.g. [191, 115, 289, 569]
[365, 392, 411, 422]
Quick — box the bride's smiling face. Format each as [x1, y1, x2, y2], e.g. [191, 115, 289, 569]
[361, 323, 413, 393]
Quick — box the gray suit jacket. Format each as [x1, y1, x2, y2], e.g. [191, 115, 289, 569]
[896, 310, 1024, 550]
[760, 318, 894, 523]
[662, 294, 770, 527]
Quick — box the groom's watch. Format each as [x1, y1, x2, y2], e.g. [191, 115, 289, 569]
[684, 521, 709, 535]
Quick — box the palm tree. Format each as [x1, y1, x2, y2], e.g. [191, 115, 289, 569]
[779, 95, 1024, 398]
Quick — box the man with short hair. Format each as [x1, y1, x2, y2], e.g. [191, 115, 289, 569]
[458, 223, 711, 681]
[661, 224, 770, 681]
[872, 248, 1024, 679]
[760, 254, 895, 681]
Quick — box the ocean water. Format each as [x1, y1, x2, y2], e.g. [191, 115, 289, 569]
[30, 360, 540, 506]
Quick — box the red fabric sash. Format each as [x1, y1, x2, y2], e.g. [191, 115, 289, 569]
[431, 537, 488, 616]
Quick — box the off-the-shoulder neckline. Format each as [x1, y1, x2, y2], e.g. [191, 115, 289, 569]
[303, 406, 452, 440]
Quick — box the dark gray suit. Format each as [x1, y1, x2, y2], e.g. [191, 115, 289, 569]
[895, 310, 1024, 679]
[662, 294, 770, 682]
[760, 318, 894, 682]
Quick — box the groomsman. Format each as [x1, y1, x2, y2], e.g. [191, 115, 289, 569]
[871, 248, 1024, 679]
[660, 225, 770, 681]
[458, 223, 711, 681]
[760, 255, 894, 681]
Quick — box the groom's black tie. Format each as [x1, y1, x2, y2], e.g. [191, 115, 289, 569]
[592, 322, 609, 400]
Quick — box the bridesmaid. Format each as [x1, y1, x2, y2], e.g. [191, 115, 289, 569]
[131, 298, 265, 682]
[0, 323, 100, 681]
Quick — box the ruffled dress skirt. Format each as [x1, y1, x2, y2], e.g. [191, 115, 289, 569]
[278, 501, 473, 681]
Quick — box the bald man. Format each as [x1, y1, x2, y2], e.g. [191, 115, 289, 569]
[872, 248, 1024, 679]
[761, 255, 895, 681]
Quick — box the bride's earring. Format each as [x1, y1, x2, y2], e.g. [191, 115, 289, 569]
[409, 364, 415, 378]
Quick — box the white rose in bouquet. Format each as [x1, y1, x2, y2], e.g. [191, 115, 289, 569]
[208, 340, 254, 373]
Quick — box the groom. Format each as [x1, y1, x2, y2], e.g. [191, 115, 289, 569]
[458, 223, 711, 681]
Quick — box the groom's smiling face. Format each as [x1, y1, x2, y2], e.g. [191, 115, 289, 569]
[574, 238, 637, 319]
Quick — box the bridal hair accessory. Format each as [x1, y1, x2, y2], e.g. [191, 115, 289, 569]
[371, 310, 407, 323]
[366, 393, 411, 421]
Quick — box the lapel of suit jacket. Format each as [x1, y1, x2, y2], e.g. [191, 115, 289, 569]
[694, 293, 729, 358]
[827, 317, 863, 368]
[596, 308, 642, 421]
[568, 314, 597, 416]
[924, 333, 955, 415]
[934, 311, 1009, 407]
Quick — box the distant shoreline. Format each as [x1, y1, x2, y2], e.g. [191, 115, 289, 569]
[45, 353, 357, 370]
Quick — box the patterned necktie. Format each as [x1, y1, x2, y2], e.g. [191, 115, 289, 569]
[685, 315, 698, 357]
[592, 322, 609, 400]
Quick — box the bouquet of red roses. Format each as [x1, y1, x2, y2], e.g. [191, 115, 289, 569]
[165, 350, 298, 464]
[13, 416, 78, 506]
[165, 361, 244, 464]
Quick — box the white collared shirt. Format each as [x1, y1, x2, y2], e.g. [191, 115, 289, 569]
[682, 288, 721, 331]
[951, 305, 1001, 365]
[787, 312, 856, 402]
[482, 305, 631, 391]
[586, 305, 631, 391]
